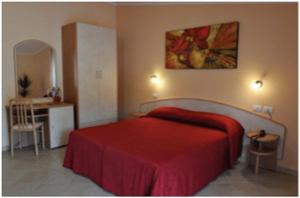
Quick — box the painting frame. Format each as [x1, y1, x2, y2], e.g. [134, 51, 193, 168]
[165, 21, 239, 69]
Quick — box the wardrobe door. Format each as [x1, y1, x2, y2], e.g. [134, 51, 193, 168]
[76, 23, 117, 128]
[97, 27, 117, 124]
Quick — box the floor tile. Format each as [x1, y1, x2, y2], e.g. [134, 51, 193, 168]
[2, 147, 298, 196]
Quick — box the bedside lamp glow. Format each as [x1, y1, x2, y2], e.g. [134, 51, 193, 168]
[150, 75, 160, 84]
[251, 80, 263, 90]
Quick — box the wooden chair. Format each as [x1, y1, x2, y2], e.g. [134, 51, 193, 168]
[9, 99, 45, 157]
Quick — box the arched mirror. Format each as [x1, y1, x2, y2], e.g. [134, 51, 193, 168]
[14, 40, 57, 98]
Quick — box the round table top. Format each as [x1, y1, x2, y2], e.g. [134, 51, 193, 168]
[246, 131, 279, 143]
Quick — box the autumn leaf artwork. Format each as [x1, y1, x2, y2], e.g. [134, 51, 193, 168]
[166, 22, 239, 69]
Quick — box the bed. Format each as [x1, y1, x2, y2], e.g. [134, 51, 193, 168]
[63, 106, 244, 196]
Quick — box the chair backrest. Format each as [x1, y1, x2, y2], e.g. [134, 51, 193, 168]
[9, 98, 36, 129]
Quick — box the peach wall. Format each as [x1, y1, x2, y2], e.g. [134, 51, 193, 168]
[2, 2, 116, 149]
[117, 4, 298, 170]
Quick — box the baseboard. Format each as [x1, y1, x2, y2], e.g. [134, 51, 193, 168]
[238, 155, 298, 176]
[2, 134, 35, 152]
[2, 142, 33, 152]
[276, 166, 298, 176]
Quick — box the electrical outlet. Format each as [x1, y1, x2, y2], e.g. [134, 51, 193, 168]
[152, 93, 159, 99]
[262, 106, 273, 115]
[252, 104, 263, 112]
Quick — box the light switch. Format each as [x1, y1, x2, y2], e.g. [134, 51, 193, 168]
[252, 104, 263, 112]
[152, 93, 159, 99]
[96, 70, 102, 79]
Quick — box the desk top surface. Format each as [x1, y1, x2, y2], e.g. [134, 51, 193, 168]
[33, 102, 73, 110]
[6, 102, 73, 110]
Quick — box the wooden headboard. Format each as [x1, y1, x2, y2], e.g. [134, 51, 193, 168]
[139, 98, 286, 159]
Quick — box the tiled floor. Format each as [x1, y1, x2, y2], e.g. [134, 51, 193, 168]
[2, 147, 298, 196]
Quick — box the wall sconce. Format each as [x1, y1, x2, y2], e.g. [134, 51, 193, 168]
[251, 80, 263, 90]
[150, 74, 160, 84]
[149, 74, 162, 99]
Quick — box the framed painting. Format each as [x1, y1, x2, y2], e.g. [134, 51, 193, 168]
[165, 21, 239, 69]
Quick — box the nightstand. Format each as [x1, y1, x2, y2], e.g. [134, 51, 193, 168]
[130, 112, 147, 118]
[246, 130, 280, 174]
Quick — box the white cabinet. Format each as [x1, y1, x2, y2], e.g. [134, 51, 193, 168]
[62, 22, 117, 128]
[48, 105, 74, 148]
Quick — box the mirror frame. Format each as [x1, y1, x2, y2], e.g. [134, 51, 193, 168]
[13, 39, 57, 98]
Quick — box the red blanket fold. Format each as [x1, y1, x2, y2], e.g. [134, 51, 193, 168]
[64, 116, 243, 196]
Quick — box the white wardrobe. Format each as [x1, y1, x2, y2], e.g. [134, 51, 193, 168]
[62, 22, 117, 128]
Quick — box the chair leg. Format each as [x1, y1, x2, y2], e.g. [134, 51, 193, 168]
[10, 130, 14, 157]
[41, 124, 45, 149]
[33, 129, 39, 156]
[255, 155, 260, 175]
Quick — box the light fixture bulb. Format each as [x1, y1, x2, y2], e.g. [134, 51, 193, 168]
[251, 80, 263, 90]
[150, 75, 160, 84]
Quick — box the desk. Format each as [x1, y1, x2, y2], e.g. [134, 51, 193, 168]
[7, 102, 74, 149]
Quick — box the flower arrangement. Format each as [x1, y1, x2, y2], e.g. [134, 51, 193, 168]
[18, 74, 31, 97]
[45, 87, 61, 103]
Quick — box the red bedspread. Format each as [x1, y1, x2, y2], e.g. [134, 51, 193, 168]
[64, 115, 243, 196]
